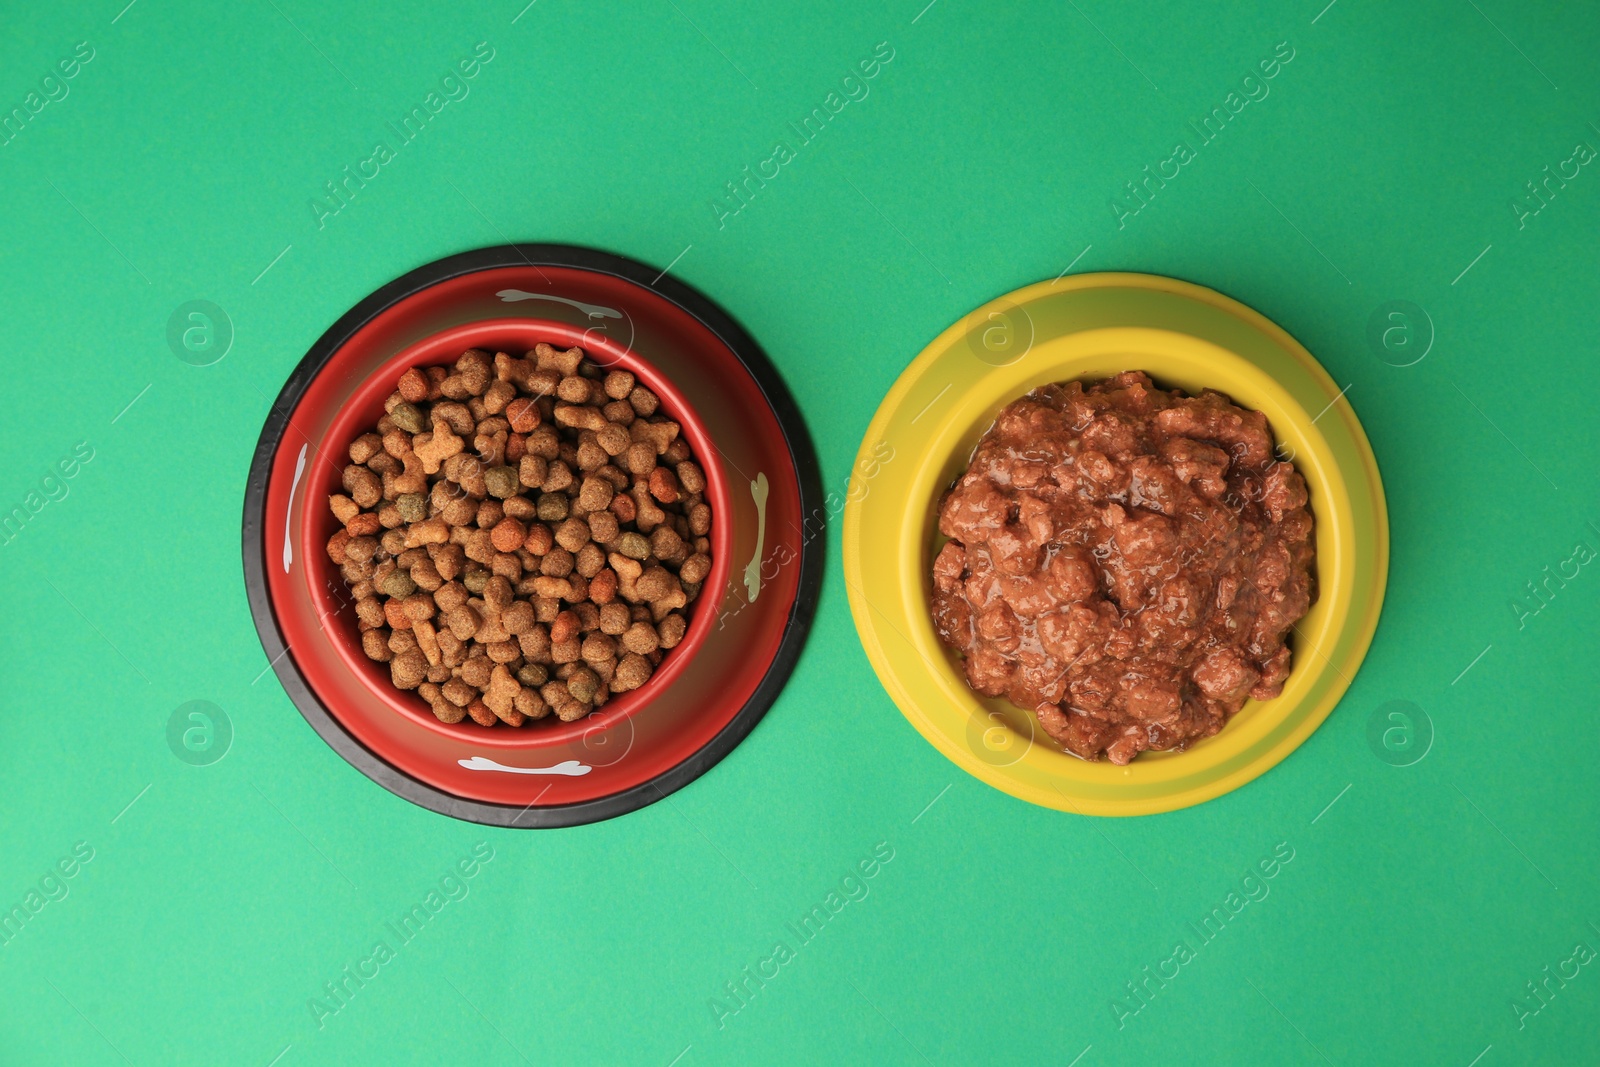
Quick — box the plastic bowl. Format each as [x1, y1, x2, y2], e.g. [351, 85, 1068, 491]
[842, 273, 1388, 816]
[244, 245, 822, 826]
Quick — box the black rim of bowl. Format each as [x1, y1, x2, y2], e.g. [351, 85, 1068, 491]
[241, 244, 824, 827]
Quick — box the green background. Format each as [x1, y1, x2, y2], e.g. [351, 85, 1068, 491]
[2, 1, 1596, 1064]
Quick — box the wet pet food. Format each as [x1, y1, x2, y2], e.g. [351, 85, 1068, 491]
[931, 372, 1314, 764]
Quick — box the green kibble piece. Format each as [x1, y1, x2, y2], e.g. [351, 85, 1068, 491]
[516, 663, 549, 688]
[536, 493, 569, 522]
[376, 569, 416, 598]
[462, 569, 488, 594]
[566, 667, 600, 704]
[396, 492, 427, 523]
[390, 401, 426, 434]
[618, 532, 650, 560]
[484, 465, 520, 500]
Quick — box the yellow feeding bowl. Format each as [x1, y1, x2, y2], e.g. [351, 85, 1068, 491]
[843, 273, 1388, 816]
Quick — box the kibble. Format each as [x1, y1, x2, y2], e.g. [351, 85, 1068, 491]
[328, 345, 712, 726]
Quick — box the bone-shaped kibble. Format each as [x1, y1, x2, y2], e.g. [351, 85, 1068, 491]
[532, 342, 584, 377]
[414, 420, 463, 474]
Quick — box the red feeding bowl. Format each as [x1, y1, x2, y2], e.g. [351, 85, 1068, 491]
[243, 246, 821, 826]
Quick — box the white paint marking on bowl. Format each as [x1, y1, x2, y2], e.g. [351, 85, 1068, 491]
[495, 288, 622, 320]
[744, 472, 768, 603]
[457, 756, 593, 776]
[283, 444, 308, 574]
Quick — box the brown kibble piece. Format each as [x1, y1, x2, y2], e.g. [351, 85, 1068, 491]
[554, 404, 606, 431]
[483, 379, 517, 415]
[621, 621, 660, 656]
[355, 596, 387, 628]
[500, 600, 535, 634]
[603, 370, 635, 400]
[587, 510, 619, 545]
[581, 632, 616, 664]
[554, 517, 591, 552]
[613, 652, 651, 691]
[433, 580, 469, 613]
[624, 442, 655, 477]
[557, 376, 593, 404]
[349, 432, 384, 464]
[637, 566, 675, 602]
[404, 518, 450, 548]
[446, 604, 481, 641]
[519, 455, 548, 490]
[382, 599, 412, 633]
[531, 576, 573, 600]
[575, 542, 606, 578]
[596, 423, 630, 456]
[482, 575, 513, 614]
[397, 367, 430, 403]
[544, 463, 576, 496]
[599, 601, 631, 634]
[631, 486, 666, 533]
[413, 618, 442, 667]
[675, 461, 706, 494]
[540, 547, 574, 579]
[459, 655, 492, 689]
[390, 650, 427, 690]
[552, 699, 587, 723]
[628, 386, 658, 417]
[484, 664, 522, 719]
[572, 473, 610, 514]
[680, 553, 712, 585]
[329, 494, 360, 525]
[430, 696, 468, 724]
[633, 420, 678, 455]
[649, 525, 686, 562]
[343, 465, 382, 508]
[361, 629, 393, 662]
[513, 688, 548, 719]
[658, 612, 687, 649]
[532, 343, 584, 376]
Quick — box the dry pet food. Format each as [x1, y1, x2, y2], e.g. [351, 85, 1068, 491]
[326, 344, 714, 726]
[931, 371, 1315, 764]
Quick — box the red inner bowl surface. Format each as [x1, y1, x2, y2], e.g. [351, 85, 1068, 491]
[261, 265, 806, 808]
[306, 320, 734, 748]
